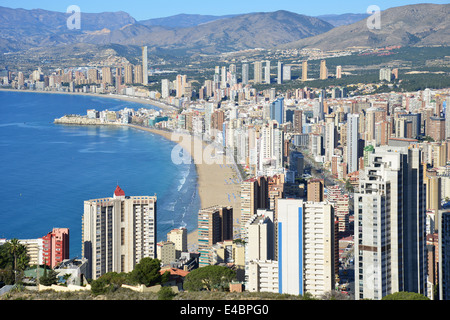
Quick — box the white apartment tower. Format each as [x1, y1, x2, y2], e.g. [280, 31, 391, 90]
[277, 199, 335, 297]
[142, 46, 148, 85]
[82, 186, 157, 280]
[347, 113, 360, 174]
[355, 146, 426, 300]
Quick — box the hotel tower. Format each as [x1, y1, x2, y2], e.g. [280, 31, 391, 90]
[82, 186, 157, 280]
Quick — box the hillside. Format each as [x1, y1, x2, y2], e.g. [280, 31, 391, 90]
[0, 8, 334, 54]
[280, 3, 450, 51]
[78, 10, 334, 53]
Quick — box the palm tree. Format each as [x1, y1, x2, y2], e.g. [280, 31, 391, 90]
[8, 238, 20, 283]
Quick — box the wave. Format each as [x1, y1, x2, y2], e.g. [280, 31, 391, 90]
[177, 166, 191, 192]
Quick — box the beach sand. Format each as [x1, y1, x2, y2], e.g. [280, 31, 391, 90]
[127, 125, 242, 248]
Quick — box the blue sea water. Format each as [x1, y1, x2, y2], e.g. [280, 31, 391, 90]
[0, 91, 200, 259]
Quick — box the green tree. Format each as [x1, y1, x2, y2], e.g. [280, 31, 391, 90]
[183, 265, 236, 292]
[39, 267, 58, 286]
[382, 291, 429, 300]
[128, 258, 162, 287]
[2, 239, 29, 284]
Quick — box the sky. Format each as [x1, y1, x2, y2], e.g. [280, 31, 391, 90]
[1, 0, 448, 21]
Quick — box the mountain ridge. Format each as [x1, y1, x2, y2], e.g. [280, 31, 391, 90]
[0, 4, 448, 55]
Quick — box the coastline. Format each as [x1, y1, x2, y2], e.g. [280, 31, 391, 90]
[5, 87, 242, 248]
[127, 125, 242, 247]
[2, 88, 242, 249]
[0, 88, 177, 112]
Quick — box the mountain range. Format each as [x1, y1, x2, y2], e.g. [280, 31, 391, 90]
[0, 3, 448, 55]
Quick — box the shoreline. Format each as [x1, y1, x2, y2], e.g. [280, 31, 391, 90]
[3, 88, 242, 249]
[0, 88, 177, 112]
[8, 86, 243, 249]
[126, 125, 242, 247]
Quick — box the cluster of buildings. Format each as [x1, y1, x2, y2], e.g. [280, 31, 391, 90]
[3, 47, 450, 300]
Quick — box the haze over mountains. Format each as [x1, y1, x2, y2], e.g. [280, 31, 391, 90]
[0, 3, 448, 55]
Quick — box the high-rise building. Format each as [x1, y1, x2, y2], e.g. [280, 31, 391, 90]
[264, 61, 271, 84]
[355, 146, 426, 300]
[82, 186, 157, 280]
[176, 74, 187, 98]
[336, 65, 342, 79]
[167, 228, 187, 259]
[88, 68, 99, 83]
[102, 67, 112, 84]
[347, 114, 360, 174]
[379, 68, 392, 82]
[254, 61, 263, 84]
[293, 110, 303, 133]
[134, 65, 143, 84]
[259, 122, 285, 173]
[327, 185, 349, 233]
[124, 64, 133, 84]
[161, 79, 170, 98]
[320, 60, 328, 80]
[307, 179, 324, 202]
[240, 176, 269, 236]
[242, 63, 249, 85]
[277, 199, 335, 296]
[325, 115, 336, 163]
[197, 206, 233, 267]
[18, 71, 24, 86]
[439, 210, 450, 300]
[42, 228, 70, 268]
[283, 65, 291, 81]
[270, 97, 284, 125]
[277, 61, 283, 85]
[142, 46, 148, 85]
[302, 61, 308, 82]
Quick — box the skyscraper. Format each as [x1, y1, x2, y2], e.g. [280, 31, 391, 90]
[302, 61, 308, 82]
[270, 97, 284, 125]
[320, 60, 328, 80]
[142, 46, 148, 85]
[277, 61, 283, 85]
[161, 79, 170, 98]
[336, 65, 342, 79]
[277, 199, 335, 296]
[254, 61, 263, 84]
[82, 186, 157, 280]
[198, 206, 233, 267]
[124, 64, 133, 84]
[347, 114, 360, 174]
[283, 65, 291, 81]
[355, 146, 426, 300]
[240, 176, 269, 236]
[439, 210, 450, 300]
[242, 63, 249, 85]
[264, 60, 271, 84]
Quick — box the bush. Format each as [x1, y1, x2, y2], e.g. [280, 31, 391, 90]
[382, 291, 429, 300]
[158, 286, 176, 300]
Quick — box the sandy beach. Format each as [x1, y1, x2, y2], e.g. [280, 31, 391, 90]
[0, 88, 242, 249]
[127, 125, 242, 247]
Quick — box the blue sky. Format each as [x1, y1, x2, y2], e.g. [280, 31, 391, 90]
[2, 0, 448, 20]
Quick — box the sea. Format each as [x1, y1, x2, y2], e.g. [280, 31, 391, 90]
[0, 90, 200, 258]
